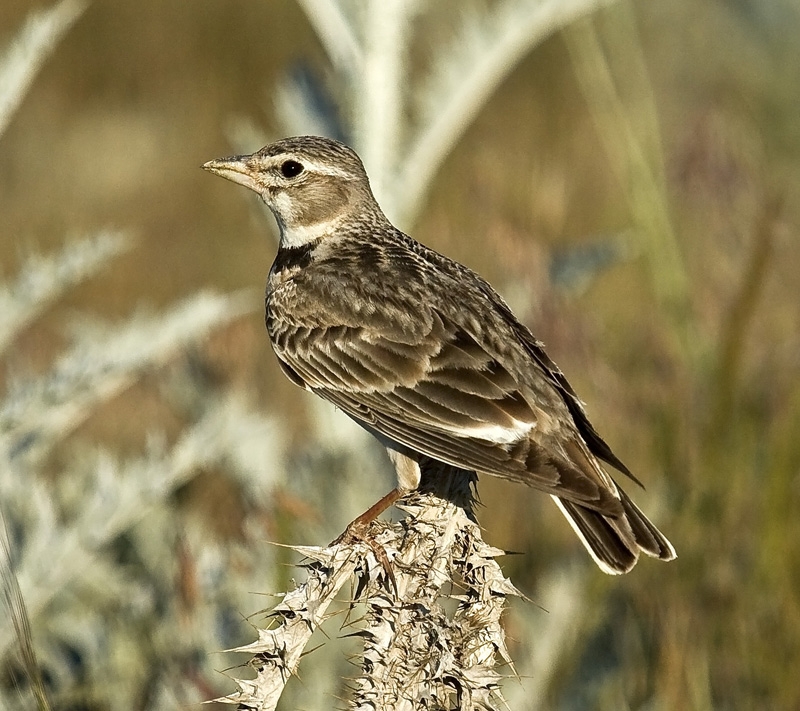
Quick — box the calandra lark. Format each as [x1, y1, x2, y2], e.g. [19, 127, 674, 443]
[204, 135, 676, 574]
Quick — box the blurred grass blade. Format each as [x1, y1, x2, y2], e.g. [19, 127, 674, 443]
[502, 567, 586, 708]
[711, 194, 781, 431]
[563, 4, 692, 351]
[0, 0, 86, 140]
[1, 511, 51, 711]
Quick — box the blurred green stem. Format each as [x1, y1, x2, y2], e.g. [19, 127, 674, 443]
[710, 194, 780, 435]
[564, 3, 694, 361]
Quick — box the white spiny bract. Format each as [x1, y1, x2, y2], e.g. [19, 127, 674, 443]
[352, 495, 518, 711]
[0, 9, 281, 698]
[1, 398, 281, 655]
[1, 291, 254, 466]
[400, 0, 618, 225]
[0, 232, 282, 711]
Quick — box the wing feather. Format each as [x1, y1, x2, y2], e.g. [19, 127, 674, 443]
[276, 318, 624, 515]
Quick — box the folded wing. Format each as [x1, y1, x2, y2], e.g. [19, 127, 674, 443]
[275, 311, 625, 516]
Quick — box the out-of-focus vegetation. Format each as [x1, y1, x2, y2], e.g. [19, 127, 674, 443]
[1, 0, 798, 709]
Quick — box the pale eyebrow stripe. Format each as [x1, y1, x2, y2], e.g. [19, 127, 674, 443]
[296, 158, 352, 178]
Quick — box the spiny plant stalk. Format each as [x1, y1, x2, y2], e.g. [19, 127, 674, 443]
[215, 466, 519, 711]
[710, 193, 782, 433]
[352, 467, 517, 711]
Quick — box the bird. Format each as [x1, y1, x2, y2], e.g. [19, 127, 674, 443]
[203, 135, 676, 574]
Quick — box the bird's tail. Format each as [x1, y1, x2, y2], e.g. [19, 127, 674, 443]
[552, 488, 676, 575]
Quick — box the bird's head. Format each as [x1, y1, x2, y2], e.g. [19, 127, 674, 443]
[203, 135, 384, 248]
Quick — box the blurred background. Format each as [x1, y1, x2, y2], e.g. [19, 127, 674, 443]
[1, 0, 799, 708]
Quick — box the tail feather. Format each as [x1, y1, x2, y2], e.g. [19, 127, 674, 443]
[618, 487, 677, 561]
[552, 491, 676, 575]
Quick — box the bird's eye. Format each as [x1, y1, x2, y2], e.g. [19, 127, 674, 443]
[280, 160, 304, 178]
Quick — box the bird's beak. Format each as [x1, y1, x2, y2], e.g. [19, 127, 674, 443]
[202, 155, 262, 195]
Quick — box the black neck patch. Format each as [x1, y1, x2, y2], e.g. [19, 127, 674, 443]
[271, 242, 316, 274]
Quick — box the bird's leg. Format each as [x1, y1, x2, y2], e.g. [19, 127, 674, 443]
[332, 448, 420, 542]
[330, 450, 420, 592]
[331, 487, 408, 595]
[349, 487, 405, 530]
[331, 486, 406, 545]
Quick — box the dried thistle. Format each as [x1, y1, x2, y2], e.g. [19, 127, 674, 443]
[216, 466, 520, 711]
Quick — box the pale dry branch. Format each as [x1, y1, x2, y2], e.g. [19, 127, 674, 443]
[295, 0, 362, 75]
[397, 0, 618, 226]
[0, 231, 130, 353]
[0, 0, 86, 138]
[1, 290, 255, 465]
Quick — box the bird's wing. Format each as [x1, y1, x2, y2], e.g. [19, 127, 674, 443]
[486, 294, 640, 485]
[275, 311, 623, 515]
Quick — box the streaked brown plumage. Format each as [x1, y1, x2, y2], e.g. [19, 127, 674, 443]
[203, 135, 676, 574]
